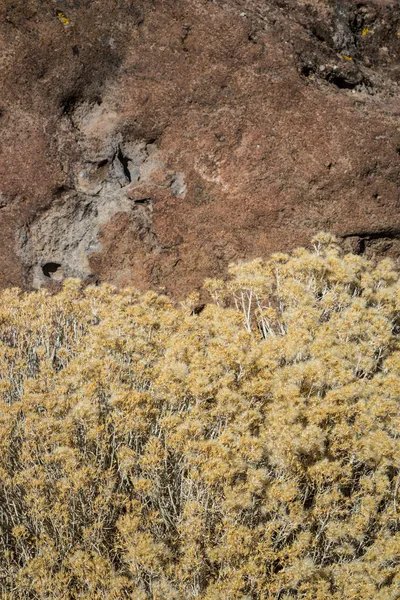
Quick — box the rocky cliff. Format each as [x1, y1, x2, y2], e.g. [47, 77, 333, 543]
[1, 0, 400, 296]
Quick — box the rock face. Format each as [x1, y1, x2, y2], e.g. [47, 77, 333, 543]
[1, 0, 400, 296]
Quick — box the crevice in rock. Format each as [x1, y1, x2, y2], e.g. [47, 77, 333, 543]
[343, 229, 400, 241]
[133, 198, 152, 205]
[116, 147, 132, 183]
[342, 230, 400, 255]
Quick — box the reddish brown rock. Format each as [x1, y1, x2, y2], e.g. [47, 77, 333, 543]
[1, 0, 400, 296]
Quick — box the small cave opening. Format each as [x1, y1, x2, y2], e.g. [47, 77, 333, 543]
[42, 262, 62, 279]
[327, 73, 359, 89]
[301, 64, 315, 78]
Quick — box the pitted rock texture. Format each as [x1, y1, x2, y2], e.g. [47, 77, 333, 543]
[1, 0, 400, 296]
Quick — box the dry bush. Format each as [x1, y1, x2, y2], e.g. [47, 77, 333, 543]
[0, 233, 399, 599]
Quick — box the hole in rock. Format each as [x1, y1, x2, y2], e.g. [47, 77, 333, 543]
[301, 64, 315, 78]
[133, 198, 152, 205]
[60, 93, 80, 115]
[327, 73, 359, 89]
[42, 262, 62, 278]
[54, 185, 69, 196]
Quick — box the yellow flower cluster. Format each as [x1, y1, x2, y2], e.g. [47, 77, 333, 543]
[56, 10, 70, 26]
[0, 233, 399, 599]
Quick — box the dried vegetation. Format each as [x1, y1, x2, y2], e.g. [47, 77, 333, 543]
[0, 233, 399, 599]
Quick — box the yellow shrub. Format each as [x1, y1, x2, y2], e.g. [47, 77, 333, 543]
[0, 234, 399, 599]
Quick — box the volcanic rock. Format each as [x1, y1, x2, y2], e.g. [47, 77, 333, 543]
[1, 0, 400, 296]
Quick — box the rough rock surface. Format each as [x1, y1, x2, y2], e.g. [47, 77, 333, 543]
[1, 0, 400, 297]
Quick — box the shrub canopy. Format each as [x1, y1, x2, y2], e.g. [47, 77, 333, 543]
[0, 233, 399, 599]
